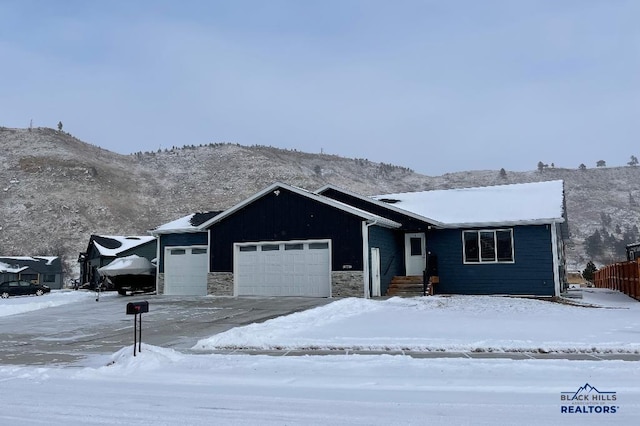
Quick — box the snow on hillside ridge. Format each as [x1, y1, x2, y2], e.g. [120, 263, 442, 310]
[1, 126, 640, 275]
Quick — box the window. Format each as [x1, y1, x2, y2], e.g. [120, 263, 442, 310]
[463, 229, 513, 263]
[20, 273, 37, 282]
[261, 244, 280, 251]
[170, 249, 186, 255]
[42, 274, 56, 283]
[239, 245, 257, 252]
[410, 237, 423, 256]
[309, 242, 329, 250]
[192, 248, 207, 255]
[285, 243, 303, 251]
[496, 230, 513, 262]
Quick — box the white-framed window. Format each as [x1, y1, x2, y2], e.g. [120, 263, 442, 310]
[463, 229, 514, 263]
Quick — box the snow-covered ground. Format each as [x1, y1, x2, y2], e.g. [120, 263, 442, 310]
[1, 289, 639, 425]
[0, 289, 94, 317]
[195, 289, 640, 354]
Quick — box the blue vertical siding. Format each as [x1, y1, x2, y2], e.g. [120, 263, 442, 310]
[427, 225, 555, 296]
[208, 187, 364, 272]
[369, 226, 404, 295]
[158, 232, 208, 273]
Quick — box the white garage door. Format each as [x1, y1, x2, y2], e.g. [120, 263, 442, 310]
[235, 240, 331, 297]
[164, 246, 208, 296]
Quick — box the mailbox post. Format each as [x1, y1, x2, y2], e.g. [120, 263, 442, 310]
[126, 301, 149, 356]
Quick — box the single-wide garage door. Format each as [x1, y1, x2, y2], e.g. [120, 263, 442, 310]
[164, 246, 208, 295]
[235, 241, 331, 297]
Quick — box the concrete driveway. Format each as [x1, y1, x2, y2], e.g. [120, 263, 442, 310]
[0, 293, 331, 366]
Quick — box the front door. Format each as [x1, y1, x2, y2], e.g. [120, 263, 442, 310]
[404, 233, 426, 276]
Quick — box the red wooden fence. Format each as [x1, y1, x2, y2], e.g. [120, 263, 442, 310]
[594, 258, 640, 300]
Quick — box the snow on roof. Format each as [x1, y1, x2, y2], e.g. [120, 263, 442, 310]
[0, 261, 28, 274]
[0, 256, 60, 274]
[153, 214, 198, 234]
[93, 236, 156, 257]
[0, 256, 58, 265]
[152, 211, 223, 234]
[373, 180, 565, 227]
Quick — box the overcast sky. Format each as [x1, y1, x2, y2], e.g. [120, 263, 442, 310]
[1, 1, 638, 175]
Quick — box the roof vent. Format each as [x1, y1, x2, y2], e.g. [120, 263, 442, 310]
[379, 198, 401, 204]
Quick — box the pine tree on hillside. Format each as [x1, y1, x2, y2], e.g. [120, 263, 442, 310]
[582, 261, 598, 282]
[585, 229, 603, 258]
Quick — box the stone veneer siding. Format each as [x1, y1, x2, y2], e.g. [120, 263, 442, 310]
[202, 271, 364, 297]
[169, 271, 366, 298]
[208, 272, 234, 296]
[331, 271, 365, 297]
[157, 273, 165, 294]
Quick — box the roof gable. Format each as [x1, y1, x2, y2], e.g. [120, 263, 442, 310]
[316, 184, 444, 228]
[198, 182, 401, 230]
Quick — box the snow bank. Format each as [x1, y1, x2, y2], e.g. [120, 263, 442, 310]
[0, 290, 95, 317]
[195, 290, 640, 353]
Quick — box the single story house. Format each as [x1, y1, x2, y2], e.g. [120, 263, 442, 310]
[0, 256, 64, 289]
[78, 235, 157, 288]
[153, 180, 568, 298]
[627, 242, 640, 261]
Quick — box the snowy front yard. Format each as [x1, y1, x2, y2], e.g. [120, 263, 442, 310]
[1, 289, 639, 425]
[195, 289, 640, 354]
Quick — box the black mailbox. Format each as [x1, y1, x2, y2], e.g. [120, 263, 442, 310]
[126, 301, 149, 315]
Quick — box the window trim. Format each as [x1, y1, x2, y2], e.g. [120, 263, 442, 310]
[462, 229, 515, 264]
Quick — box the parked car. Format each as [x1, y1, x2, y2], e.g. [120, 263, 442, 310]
[0, 280, 51, 298]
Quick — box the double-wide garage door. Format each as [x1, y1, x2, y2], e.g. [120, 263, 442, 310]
[164, 246, 208, 295]
[235, 240, 331, 297]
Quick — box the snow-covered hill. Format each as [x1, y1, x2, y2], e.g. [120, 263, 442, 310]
[1, 126, 639, 278]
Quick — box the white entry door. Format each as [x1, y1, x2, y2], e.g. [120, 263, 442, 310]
[371, 247, 381, 297]
[404, 233, 426, 276]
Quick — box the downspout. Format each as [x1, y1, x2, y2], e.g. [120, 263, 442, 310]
[208, 228, 214, 296]
[154, 233, 161, 294]
[550, 221, 561, 297]
[362, 219, 378, 299]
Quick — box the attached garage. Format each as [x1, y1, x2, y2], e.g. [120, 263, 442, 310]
[234, 240, 331, 297]
[164, 246, 208, 295]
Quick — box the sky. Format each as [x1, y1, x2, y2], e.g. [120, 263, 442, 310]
[1, 288, 639, 424]
[1, 0, 638, 175]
